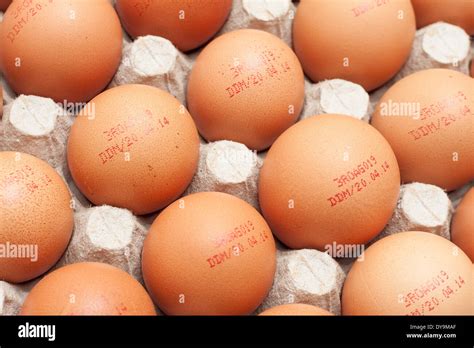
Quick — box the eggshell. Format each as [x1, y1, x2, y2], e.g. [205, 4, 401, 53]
[342, 231, 473, 315]
[67, 84, 200, 215]
[20, 262, 157, 315]
[0, 0, 122, 103]
[259, 304, 334, 316]
[187, 29, 305, 151]
[142, 192, 276, 315]
[451, 188, 474, 262]
[116, 0, 232, 52]
[411, 0, 474, 35]
[293, 0, 416, 91]
[258, 114, 400, 250]
[0, 84, 3, 117]
[371, 69, 474, 191]
[0, 0, 11, 11]
[0, 152, 73, 283]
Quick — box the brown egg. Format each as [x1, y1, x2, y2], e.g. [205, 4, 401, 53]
[451, 188, 474, 262]
[293, 0, 415, 91]
[0, 84, 3, 117]
[259, 114, 400, 250]
[412, 0, 474, 34]
[0, 0, 122, 103]
[67, 84, 200, 215]
[187, 29, 305, 151]
[371, 69, 474, 191]
[21, 262, 157, 315]
[0, 152, 73, 283]
[116, 0, 232, 52]
[259, 304, 334, 316]
[142, 192, 276, 315]
[0, 0, 11, 11]
[342, 231, 473, 315]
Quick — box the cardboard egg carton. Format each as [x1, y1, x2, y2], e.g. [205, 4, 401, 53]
[373, 182, 453, 243]
[256, 249, 346, 315]
[220, 0, 295, 46]
[338, 182, 456, 275]
[369, 21, 472, 113]
[185, 140, 262, 209]
[55, 205, 149, 283]
[0, 281, 35, 315]
[301, 78, 370, 122]
[0, 2, 473, 315]
[110, 35, 192, 104]
[0, 95, 73, 174]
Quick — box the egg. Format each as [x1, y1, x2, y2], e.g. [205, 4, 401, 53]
[0, 0, 11, 11]
[342, 231, 473, 315]
[0, 84, 3, 117]
[293, 0, 416, 91]
[142, 192, 276, 315]
[411, 0, 474, 35]
[259, 304, 334, 316]
[451, 188, 474, 262]
[0, 152, 73, 283]
[0, 0, 122, 103]
[258, 114, 400, 250]
[67, 84, 200, 215]
[116, 0, 232, 52]
[371, 69, 474, 191]
[20, 262, 157, 315]
[187, 29, 305, 151]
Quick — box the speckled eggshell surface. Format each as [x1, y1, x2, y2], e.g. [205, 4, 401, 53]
[142, 192, 276, 315]
[20, 262, 157, 315]
[411, 0, 474, 34]
[371, 69, 474, 191]
[67, 84, 200, 215]
[0, 0, 122, 103]
[451, 188, 474, 262]
[187, 29, 305, 151]
[116, 0, 232, 51]
[258, 114, 400, 250]
[0, 152, 73, 283]
[342, 231, 473, 315]
[293, 0, 416, 91]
